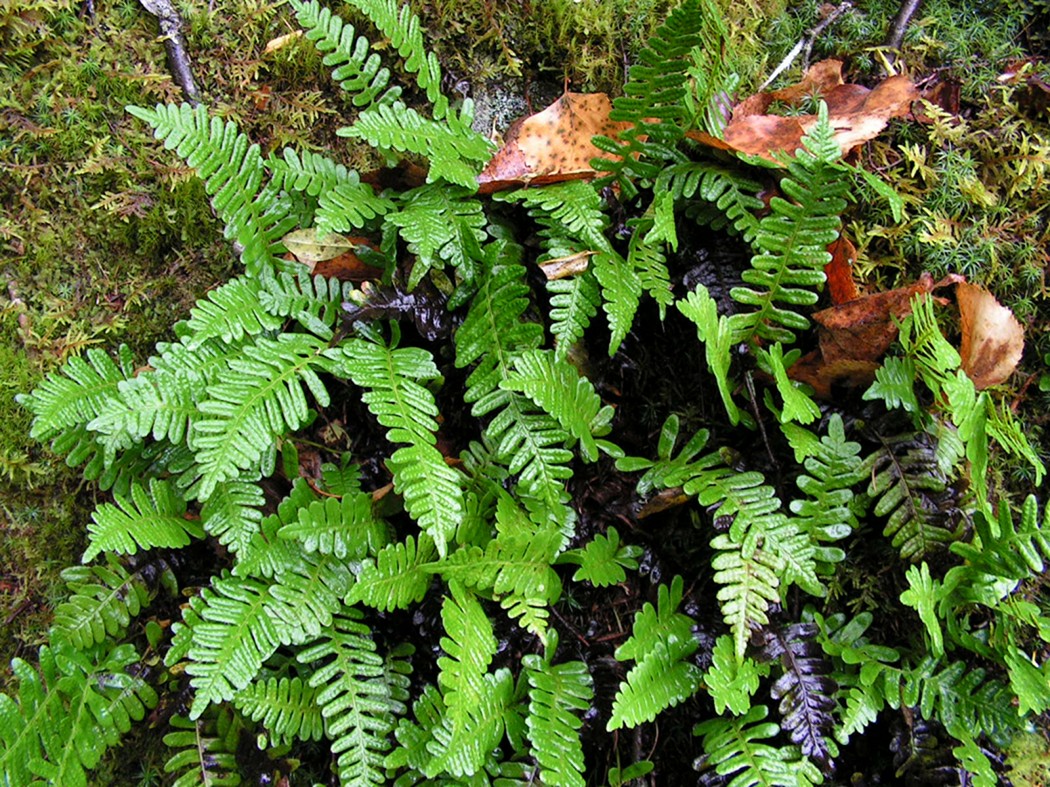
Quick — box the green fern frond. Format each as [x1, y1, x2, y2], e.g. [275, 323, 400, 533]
[865, 431, 964, 561]
[329, 334, 464, 557]
[704, 634, 763, 716]
[288, 0, 398, 107]
[693, 704, 823, 787]
[258, 266, 355, 340]
[591, 0, 708, 190]
[278, 490, 388, 560]
[608, 575, 702, 729]
[559, 526, 642, 587]
[183, 573, 283, 718]
[628, 229, 673, 316]
[50, 555, 154, 650]
[678, 284, 742, 425]
[863, 356, 921, 414]
[127, 103, 296, 275]
[501, 349, 614, 463]
[163, 708, 244, 787]
[233, 676, 325, 745]
[387, 184, 487, 291]
[193, 332, 330, 500]
[183, 276, 282, 349]
[82, 478, 199, 562]
[350, 534, 438, 611]
[952, 495, 1050, 582]
[297, 611, 411, 786]
[592, 249, 644, 355]
[387, 683, 445, 774]
[0, 643, 158, 787]
[340, 102, 492, 189]
[759, 343, 821, 425]
[18, 345, 135, 442]
[547, 271, 600, 361]
[315, 178, 396, 235]
[729, 105, 848, 345]
[710, 530, 782, 663]
[263, 549, 354, 645]
[615, 414, 718, 494]
[498, 181, 609, 251]
[522, 636, 593, 787]
[653, 162, 763, 241]
[200, 476, 265, 555]
[235, 478, 318, 579]
[267, 146, 360, 196]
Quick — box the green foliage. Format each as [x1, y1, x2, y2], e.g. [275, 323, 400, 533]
[704, 634, 764, 716]
[163, 708, 244, 787]
[82, 478, 199, 562]
[559, 526, 642, 587]
[233, 676, 325, 745]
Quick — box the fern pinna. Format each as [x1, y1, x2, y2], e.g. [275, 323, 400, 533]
[8, 0, 1047, 783]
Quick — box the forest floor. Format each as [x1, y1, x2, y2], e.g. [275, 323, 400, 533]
[2, 0, 1049, 783]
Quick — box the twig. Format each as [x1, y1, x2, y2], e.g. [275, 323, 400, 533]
[760, 2, 853, 91]
[884, 0, 923, 56]
[138, 0, 201, 105]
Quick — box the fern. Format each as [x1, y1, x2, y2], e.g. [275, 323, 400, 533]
[127, 103, 296, 275]
[233, 676, 325, 745]
[559, 526, 642, 587]
[349, 534, 438, 611]
[608, 575, 702, 730]
[728, 105, 848, 345]
[760, 623, 838, 774]
[704, 634, 764, 716]
[266, 146, 360, 196]
[0, 643, 158, 787]
[193, 332, 330, 500]
[865, 430, 965, 562]
[522, 635, 594, 787]
[257, 266, 355, 339]
[694, 704, 823, 787]
[546, 270, 601, 360]
[950, 494, 1050, 583]
[328, 332, 464, 556]
[199, 475, 266, 556]
[314, 178, 396, 235]
[163, 708, 244, 787]
[288, 0, 398, 107]
[653, 162, 763, 242]
[297, 611, 411, 786]
[277, 489, 387, 560]
[50, 555, 155, 651]
[183, 276, 282, 348]
[82, 478, 199, 562]
[678, 284, 743, 426]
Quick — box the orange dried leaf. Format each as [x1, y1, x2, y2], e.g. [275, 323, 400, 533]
[957, 282, 1024, 389]
[824, 235, 859, 304]
[477, 92, 633, 193]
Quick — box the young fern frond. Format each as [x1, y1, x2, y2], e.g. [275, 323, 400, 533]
[546, 271, 601, 360]
[522, 635, 594, 787]
[287, 0, 398, 107]
[694, 704, 823, 787]
[349, 534, 438, 611]
[0, 643, 158, 787]
[704, 634, 764, 716]
[328, 334, 464, 557]
[559, 526, 642, 588]
[127, 103, 296, 275]
[678, 284, 742, 426]
[193, 332, 331, 500]
[729, 105, 848, 345]
[82, 478, 199, 562]
[50, 555, 154, 651]
[233, 676, 325, 746]
[608, 576, 702, 729]
[163, 708, 244, 787]
[297, 611, 411, 786]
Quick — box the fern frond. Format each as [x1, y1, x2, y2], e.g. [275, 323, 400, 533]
[546, 271, 600, 360]
[183, 276, 282, 349]
[350, 534, 438, 611]
[522, 638, 593, 787]
[200, 475, 265, 555]
[340, 102, 492, 189]
[82, 478, 198, 562]
[865, 430, 964, 561]
[560, 526, 642, 587]
[50, 555, 154, 651]
[387, 184, 487, 291]
[501, 349, 614, 463]
[608, 575, 701, 729]
[263, 550, 354, 645]
[0, 643, 158, 787]
[694, 704, 823, 787]
[952, 495, 1050, 582]
[729, 105, 849, 345]
[128, 103, 296, 274]
[704, 634, 763, 716]
[192, 332, 330, 500]
[760, 343, 821, 425]
[234, 478, 318, 579]
[654, 161, 763, 241]
[233, 676, 325, 745]
[315, 178, 396, 235]
[257, 266, 355, 339]
[277, 490, 387, 560]
[678, 284, 742, 425]
[592, 0, 707, 189]
[615, 414, 718, 494]
[329, 335, 464, 556]
[288, 0, 398, 107]
[183, 573, 283, 718]
[267, 146, 359, 196]
[710, 531, 782, 663]
[297, 611, 411, 786]
[163, 708, 244, 787]
[761, 623, 837, 773]
[19, 345, 135, 442]
[628, 228, 673, 316]
[592, 249, 644, 355]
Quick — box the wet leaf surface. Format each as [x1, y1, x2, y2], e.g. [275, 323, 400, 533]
[957, 281, 1024, 389]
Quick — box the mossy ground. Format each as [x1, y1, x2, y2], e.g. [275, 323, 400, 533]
[1, 0, 1048, 782]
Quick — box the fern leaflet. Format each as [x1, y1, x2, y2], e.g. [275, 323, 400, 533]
[82, 478, 199, 562]
[50, 555, 154, 651]
[233, 676, 325, 745]
[163, 708, 244, 787]
[350, 534, 438, 611]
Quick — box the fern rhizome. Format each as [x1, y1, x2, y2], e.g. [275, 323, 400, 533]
[5, 1, 1048, 785]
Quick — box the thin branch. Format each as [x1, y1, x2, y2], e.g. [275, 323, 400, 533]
[884, 0, 923, 58]
[139, 0, 201, 105]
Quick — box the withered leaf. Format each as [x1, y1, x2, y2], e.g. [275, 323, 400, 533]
[688, 59, 918, 163]
[283, 229, 356, 264]
[283, 231, 384, 282]
[477, 92, 633, 193]
[824, 235, 859, 305]
[957, 281, 1024, 389]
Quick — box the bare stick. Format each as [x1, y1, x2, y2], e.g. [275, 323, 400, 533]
[139, 0, 201, 105]
[884, 0, 923, 55]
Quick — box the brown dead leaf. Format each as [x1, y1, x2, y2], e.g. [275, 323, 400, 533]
[957, 282, 1024, 389]
[477, 92, 633, 193]
[824, 235, 859, 304]
[790, 273, 962, 397]
[282, 230, 383, 281]
[687, 59, 918, 163]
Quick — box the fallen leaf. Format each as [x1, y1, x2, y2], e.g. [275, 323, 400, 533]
[824, 235, 859, 304]
[283, 229, 356, 264]
[957, 282, 1024, 389]
[283, 230, 384, 281]
[264, 30, 302, 55]
[687, 59, 918, 163]
[790, 273, 962, 397]
[477, 92, 633, 193]
[539, 251, 595, 280]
